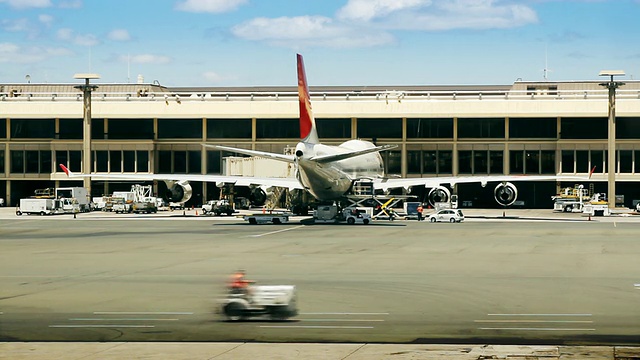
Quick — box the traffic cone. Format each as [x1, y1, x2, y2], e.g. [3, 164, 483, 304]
[196, 210, 198, 216]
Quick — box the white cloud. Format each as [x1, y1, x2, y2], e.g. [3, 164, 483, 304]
[108, 29, 131, 42]
[203, 71, 223, 83]
[56, 28, 73, 40]
[119, 54, 172, 64]
[56, 28, 100, 46]
[58, 0, 82, 8]
[363, 0, 539, 31]
[232, 16, 394, 48]
[0, 41, 71, 63]
[1, 18, 30, 32]
[38, 14, 54, 27]
[0, 0, 52, 9]
[175, 0, 247, 13]
[337, 0, 430, 22]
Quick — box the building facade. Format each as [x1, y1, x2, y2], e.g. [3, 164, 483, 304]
[1, 81, 640, 208]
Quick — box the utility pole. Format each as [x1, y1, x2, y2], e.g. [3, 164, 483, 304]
[599, 70, 625, 209]
[74, 73, 100, 196]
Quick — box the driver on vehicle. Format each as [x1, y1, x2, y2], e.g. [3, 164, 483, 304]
[228, 269, 253, 299]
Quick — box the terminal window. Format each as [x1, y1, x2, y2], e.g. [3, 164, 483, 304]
[256, 119, 299, 139]
[207, 119, 252, 139]
[357, 119, 402, 139]
[158, 119, 202, 139]
[109, 119, 154, 140]
[58, 119, 83, 140]
[406, 118, 453, 139]
[317, 118, 350, 139]
[509, 118, 556, 138]
[10, 150, 51, 174]
[11, 119, 55, 139]
[457, 118, 504, 139]
[0, 119, 5, 138]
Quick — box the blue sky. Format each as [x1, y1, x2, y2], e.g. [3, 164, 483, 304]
[0, 0, 638, 86]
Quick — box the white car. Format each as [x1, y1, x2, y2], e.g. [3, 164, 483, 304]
[427, 209, 464, 223]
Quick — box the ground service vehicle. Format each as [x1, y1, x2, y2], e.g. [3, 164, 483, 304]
[219, 285, 298, 321]
[427, 209, 465, 223]
[16, 198, 62, 216]
[55, 187, 91, 212]
[133, 198, 158, 214]
[243, 213, 290, 224]
[314, 205, 372, 224]
[202, 199, 234, 216]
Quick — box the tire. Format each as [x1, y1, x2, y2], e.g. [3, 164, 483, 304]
[40, 211, 45, 216]
[449, 217, 456, 223]
[224, 303, 246, 321]
[273, 218, 281, 224]
[16, 211, 22, 216]
[363, 219, 369, 225]
[430, 217, 436, 223]
[347, 217, 355, 225]
[563, 205, 572, 213]
[248, 218, 257, 225]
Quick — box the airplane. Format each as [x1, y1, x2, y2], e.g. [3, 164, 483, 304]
[59, 53, 586, 208]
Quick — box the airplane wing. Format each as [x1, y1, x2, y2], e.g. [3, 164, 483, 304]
[372, 174, 589, 192]
[203, 144, 295, 163]
[311, 145, 397, 163]
[58, 164, 303, 190]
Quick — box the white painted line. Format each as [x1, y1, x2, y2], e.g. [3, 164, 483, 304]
[259, 325, 374, 329]
[475, 320, 593, 324]
[300, 319, 384, 322]
[634, 283, 640, 288]
[479, 327, 596, 331]
[248, 225, 305, 238]
[50, 325, 155, 328]
[487, 313, 592, 317]
[301, 312, 389, 315]
[93, 312, 193, 315]
[70, 318, 179, 321]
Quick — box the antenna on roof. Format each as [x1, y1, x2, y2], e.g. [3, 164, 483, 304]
[542, 44, 552, 81]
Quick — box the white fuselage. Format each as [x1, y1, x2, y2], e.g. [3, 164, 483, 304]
[295, 139, 384, 200]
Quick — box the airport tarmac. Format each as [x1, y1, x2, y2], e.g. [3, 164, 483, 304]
[1, 207, 640, 358]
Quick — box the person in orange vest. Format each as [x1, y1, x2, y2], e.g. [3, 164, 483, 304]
[228, 269, 253, 297]
[417, 204, 424, 221]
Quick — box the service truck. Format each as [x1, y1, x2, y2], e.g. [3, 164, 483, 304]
[16, 198, 62, 216]
[314, 205, 372, 224]
[55, 187, 91, 212]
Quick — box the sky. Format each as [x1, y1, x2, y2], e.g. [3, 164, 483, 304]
[0, 0, 639, 87]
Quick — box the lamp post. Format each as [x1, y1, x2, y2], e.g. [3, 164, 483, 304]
[599, 70, 625, 208]
[73, 73, 100, 194]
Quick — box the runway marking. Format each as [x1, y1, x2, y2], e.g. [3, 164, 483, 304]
[300, 319, 384, 322]
[259, 325, 374, 329]
[634, 283, 640, 289]
[248, 225, 305, 238]
[70, 318, 179, 321]
[49, 325, 155, 328]
[487, 313, 592, 317]
[475, 320, 593, 324]
[301, 312, 389, 315]
[478, 327, 596, 331]
[93, 311, 193, 315]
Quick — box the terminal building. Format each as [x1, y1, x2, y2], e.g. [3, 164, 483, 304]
[1, 80, 640, 208]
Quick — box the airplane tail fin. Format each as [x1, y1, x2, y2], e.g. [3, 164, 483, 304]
[297, 54, 319, 144]
[59, 164, 74, 177]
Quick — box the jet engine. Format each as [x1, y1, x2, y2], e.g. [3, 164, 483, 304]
[494, 182, 517, 207]
[249, 187, 267, 206]
[427, 186, 450, 206]
[165, 180, 192, 203]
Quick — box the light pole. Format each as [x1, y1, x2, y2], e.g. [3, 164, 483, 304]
[599, 70, 625, 208]
[73, 73, 100, 195]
